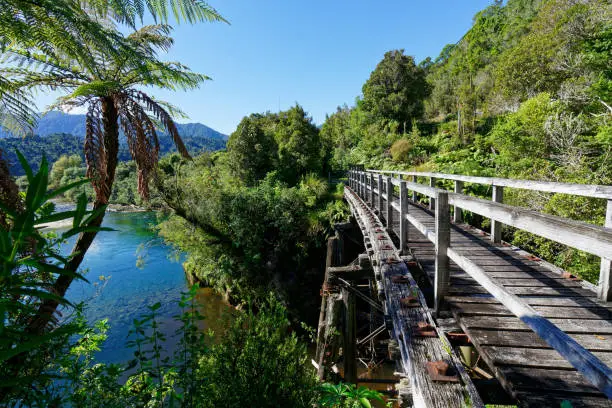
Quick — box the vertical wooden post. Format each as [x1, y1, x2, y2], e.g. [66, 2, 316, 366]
[400, 180, 408, 254]
[429, 177, 437, 210]
[342, 286, 357, 384]
[411, 175, 418, 202]
[434, 191, 450, 315]
[377, 174, 383, 212]
[386, 176, 393, 231]
[369, 173, 375, 208]
[491, 185, 504, 243]
[599, 200, 612, 301]
[454, 180, 463, 223]
[359, 172, 364, 198]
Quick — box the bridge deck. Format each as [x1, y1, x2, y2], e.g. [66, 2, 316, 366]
[383, 195, 612, 407]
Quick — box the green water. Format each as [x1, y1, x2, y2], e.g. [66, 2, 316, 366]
[62, 211, 233, 364]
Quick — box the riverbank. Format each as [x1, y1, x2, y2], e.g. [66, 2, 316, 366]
[41, 200, 150, 229]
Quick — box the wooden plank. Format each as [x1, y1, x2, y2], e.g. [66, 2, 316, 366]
[448, 285, 595, 297]
[344, 186, 484, 408]
[449, 276, 584, 288]
[447, 194, 612, 260]
[452, 302, 612, 319]
[447, 247, 612, 396]
[366, 169, 612, 200]
[468, 329, 611, 351]
[501, 367, 604, 394]
[482, 346, 612, 367]
[447, 296, 611, 308]
[467, 316, 612, 334]
[514, 393, 612, 408]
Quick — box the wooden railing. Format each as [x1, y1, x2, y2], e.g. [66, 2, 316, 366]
[346, 169, 612, 398]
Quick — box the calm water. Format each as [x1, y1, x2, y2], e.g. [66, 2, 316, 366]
[58, 211, 233, 364]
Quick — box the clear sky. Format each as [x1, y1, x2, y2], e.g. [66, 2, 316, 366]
[36, 0, 494, 135]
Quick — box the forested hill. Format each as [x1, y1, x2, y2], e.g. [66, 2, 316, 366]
[0, 112, 228, 175]
[321, 0, 611, 283]
[0, 110, 228, 141]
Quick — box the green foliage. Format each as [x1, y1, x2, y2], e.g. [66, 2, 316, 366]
[390, 139, 412, 163]
[227, 114, 278, 185]
[198, 295, 318, 408]
[157, 155, 338, 310]
[319, 0, 612, 284]
[361, 50, 430, 128]
[318, 382, 385, 408]
[0, 152, 111, 404]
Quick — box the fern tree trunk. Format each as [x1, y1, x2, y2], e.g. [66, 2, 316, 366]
[28, 96, 120, 333]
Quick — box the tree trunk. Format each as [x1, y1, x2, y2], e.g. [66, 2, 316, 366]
[28, 96, 120, 334]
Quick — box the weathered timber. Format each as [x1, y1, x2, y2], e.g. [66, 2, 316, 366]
[600, 199, 612, 301]
[491, 186, 503, 243]
[342, 285, 357, 384]
[453, 180, 463, 224]
[366, 169, 612, 200]
[345, 185, 484, 408]
[327, 265, 373, 280]
[434, 191, 450, 315]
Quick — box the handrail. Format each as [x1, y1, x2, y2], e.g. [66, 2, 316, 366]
[364, 169, 612, 200]
[345, 171, 612, 398]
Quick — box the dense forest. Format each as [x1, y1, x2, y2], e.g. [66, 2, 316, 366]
[2, 0, 610, 406]
[320, 0, 611, 283]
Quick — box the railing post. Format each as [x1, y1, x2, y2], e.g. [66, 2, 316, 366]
[369, 173, 375, 208]
[400, 180, 408, 254]
[434, 191, 450, 315]
[411, 175, 418, 202]
[491, 185, 504, 243]
[599, 199, 612, 301]
[359, 172, 364, 198]
[377, 174, 383, 213]
[454, 180, 463, 223]
[429, 177, 437, 210]
[386, 176, 393, 232]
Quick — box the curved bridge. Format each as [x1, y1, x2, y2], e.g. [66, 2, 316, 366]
[317, 169, 612, 407]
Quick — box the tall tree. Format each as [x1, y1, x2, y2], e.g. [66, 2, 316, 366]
[6, 24, 206, 332]
[227, 115, 278, 185]
[361, 49, 430, 131]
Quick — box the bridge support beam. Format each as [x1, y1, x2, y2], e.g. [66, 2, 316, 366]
[411, 175, 418, 202]
[342, 285, 357, 384]
[599, 199, 612, 301]
[491, 186, 504, 243]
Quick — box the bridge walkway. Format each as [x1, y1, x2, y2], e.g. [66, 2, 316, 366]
[347, 169, 612, 407]
[390, 199, 612, 407]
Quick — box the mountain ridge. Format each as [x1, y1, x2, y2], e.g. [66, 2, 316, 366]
[0, 111, 228, 141]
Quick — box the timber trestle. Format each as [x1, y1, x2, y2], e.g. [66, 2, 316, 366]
[332, 169, 612, 407]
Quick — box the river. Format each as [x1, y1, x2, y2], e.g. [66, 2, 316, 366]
[58, 211, 234, 365]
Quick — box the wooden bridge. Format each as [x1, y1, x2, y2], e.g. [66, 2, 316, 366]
[315, 169, 612, 407]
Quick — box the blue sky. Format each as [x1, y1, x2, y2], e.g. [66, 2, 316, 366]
[37, 0, 494, 135]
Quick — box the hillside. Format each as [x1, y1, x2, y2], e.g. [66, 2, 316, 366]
[0, 111, 228, 141]
[320, 0, 611, 283]
[0, 112, 228, 175]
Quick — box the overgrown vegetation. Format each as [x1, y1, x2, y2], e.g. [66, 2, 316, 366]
[320, 0, 611, 282]
[156, 105, 348, 319]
